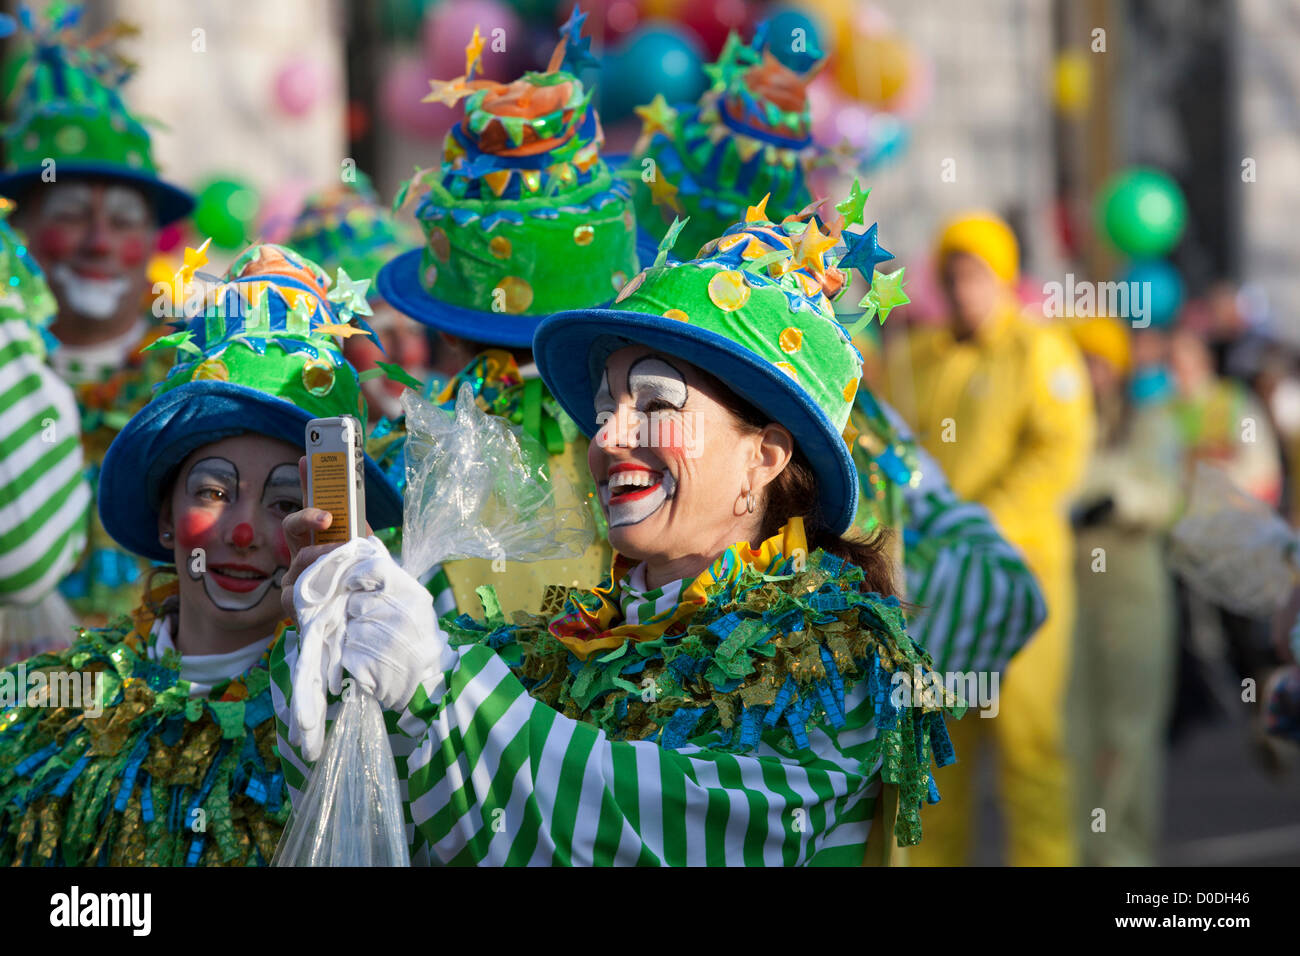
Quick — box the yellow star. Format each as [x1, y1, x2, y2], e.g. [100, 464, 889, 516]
[465, 26, 485, 78]
[647, 173, 681, 213]
[316, 322, 369, 339]
[176, 238, 212, 285]
[744, 193, 771, 223]
[634, 94, 677, 141]
[421, 77, 473, 107]
[793, 219, 836, 277]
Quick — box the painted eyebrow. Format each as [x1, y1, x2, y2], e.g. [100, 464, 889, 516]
[43, 185, 94, 213]
[185, 457, 239, 494]
[262, 464, 302, 496]
[103, 187, 150, 220]
[627, 356, 688, 408]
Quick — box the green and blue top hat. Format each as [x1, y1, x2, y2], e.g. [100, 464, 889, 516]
[377, 13, 637, 348]
[535, 186, 905, 535]
[628, 21, 827, 263]
[99, 243, 404, 563]
[285, 172, 421, 297]
[0, 4, 194, 225]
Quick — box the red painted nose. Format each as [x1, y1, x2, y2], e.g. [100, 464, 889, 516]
[231, 523, 254, 548]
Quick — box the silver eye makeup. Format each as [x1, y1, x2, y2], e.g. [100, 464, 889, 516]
[627, 356, 688, 413]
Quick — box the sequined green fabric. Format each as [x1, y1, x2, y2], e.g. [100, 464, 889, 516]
[0, 608, 289, 866]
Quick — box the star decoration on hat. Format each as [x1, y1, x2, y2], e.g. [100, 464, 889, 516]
[327, 267, 373, 319]
[859, 266, 909, 322]
[837, 223, 893, 285]
[634, 94, 677, 153]
[176, 238, 212, 286]
[647, 172, 682, 214]
[705, 31, 754, 91]
[793, 218, 837, 277]
[655, 216, 690, 267]
[744, 193, 771, 223]
[422, 76, 475, 108]
[835, 179, 870, 228]
[465, 26, 485, 79]
[316, 321, 370, 340]
[559, 5, 598, 74]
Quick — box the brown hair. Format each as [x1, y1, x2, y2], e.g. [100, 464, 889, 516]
[705, 375, 896, 596]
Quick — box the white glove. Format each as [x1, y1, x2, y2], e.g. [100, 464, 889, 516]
[288, 536, 443, 762]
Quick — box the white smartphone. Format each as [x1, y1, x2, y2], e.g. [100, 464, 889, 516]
[305, 415, 367, 545]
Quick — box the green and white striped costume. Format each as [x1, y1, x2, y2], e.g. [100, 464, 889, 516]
[0, 214, 89, 624]
[271, 534, 957, 866]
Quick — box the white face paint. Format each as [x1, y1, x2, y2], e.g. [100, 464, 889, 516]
[42, 183, 148, 320]
[49, 263, 131, 320]
[594, 356, 687, 529]
[183, 459, 294, 613]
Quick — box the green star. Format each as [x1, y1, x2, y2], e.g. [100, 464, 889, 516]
[859, 266, 909, 322]
[835, 179, 870, 228]
[655, 216, 690, 267]
[327, 267, 373, 319]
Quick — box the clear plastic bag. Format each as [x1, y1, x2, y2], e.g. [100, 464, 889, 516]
[1169, 463, 1299, 616]
[275, 383, 593, 866]
[400, 383, 594, 581]
[272, 688, 409, 866]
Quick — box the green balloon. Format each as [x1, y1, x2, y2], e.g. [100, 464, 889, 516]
[1097, 167, 1188, 259]
[194, 178, 259, 249]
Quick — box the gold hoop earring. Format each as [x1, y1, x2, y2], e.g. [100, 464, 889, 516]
[746, 491, 755, 514]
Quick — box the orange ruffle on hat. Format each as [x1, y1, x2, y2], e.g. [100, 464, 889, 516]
[934, 211, 1020, 284]
[1068, 315, 1132, 375]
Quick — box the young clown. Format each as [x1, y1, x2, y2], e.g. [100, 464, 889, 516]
[272, 205, 959, 866]
[2, 11, 195, 628]
[0, 245, 402, 866]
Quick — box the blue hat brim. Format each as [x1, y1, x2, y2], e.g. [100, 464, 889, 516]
[533, 309, 858, 534]
[0, 162, 195, 226]
[377, 248, 540, 348]
[99, 380, 404, 564]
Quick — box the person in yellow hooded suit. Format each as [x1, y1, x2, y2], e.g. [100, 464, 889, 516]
[882, 212, 1094, 866]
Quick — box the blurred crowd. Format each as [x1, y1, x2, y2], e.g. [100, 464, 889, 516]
[867, 210, 1300, 866]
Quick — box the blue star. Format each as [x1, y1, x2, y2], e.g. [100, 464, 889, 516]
[837, 223, 894, 285]
[561, 4, 599, 74]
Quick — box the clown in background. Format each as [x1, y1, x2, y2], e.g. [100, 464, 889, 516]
[2, 8, 194, 628]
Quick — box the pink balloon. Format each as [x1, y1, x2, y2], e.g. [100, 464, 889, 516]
[156, 223, 184, 253]
[423, 0, 521, 81]
[274, 58, 326, 117]
[257, 178, 313, 243]
[808, 73, 844, 146]
[381, 54, 457, 141]
[809, 74, 875, 150]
